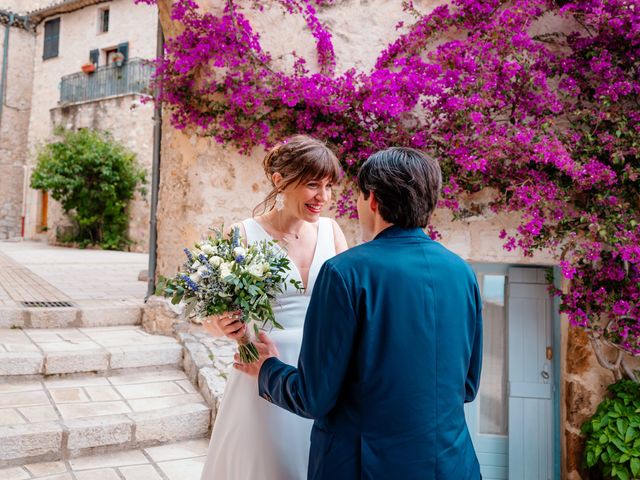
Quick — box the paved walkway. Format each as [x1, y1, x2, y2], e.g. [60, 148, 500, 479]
[0, 241, 148, 309]
[0, 438, 208, 480]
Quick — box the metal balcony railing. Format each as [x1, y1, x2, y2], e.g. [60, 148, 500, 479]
[59, 58, 155, 104]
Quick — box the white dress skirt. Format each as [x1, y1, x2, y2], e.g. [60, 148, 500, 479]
[200, 217, 336, 480]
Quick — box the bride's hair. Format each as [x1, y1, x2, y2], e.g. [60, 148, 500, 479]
[253, 135, 341, 216]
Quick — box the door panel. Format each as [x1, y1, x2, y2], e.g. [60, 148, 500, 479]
[508, 268, 553, 480]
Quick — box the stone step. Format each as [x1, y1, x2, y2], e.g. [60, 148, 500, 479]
[0, 438, 209, 480]
[0, 368, 211, 467]
[0, 304, 142, 329]
[0, 326, 183, 376]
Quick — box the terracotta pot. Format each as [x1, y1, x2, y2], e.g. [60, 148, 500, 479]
[81, 63, 96, 74]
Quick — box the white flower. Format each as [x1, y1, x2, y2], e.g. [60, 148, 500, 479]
[233, 246, 246, 257]
[247, 263, 265, 278]
[189, 272, 201, 283]
[191, 260, 202, 269]
[262, 262, 271, 273]
[219, 261, 234, 280]
[201, 244, 217, 255]
[209, 256, 222, 267]
[197, 266, 208, 276]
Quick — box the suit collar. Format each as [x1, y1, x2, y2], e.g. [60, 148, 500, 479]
[373, 225, 430, 241]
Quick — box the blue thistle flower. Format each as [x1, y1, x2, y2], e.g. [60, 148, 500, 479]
[181, 274, 199, 291]
[183, 248, 194, 262]
[199, 254, 208, 264]
[232, 227, 240, 248]
[236, 255, 245, 264]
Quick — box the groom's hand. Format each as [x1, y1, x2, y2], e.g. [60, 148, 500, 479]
[233, 332, 279, 377]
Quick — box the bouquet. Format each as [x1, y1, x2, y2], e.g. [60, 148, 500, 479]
[156, 226, 302, 362]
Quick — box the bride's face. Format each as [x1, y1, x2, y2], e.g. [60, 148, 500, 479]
[282, 177, 333, 222]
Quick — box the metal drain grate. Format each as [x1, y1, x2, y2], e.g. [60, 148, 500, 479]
[21, 301, 75, 308]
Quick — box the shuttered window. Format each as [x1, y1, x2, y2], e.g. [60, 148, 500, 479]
[43, 18, 60, 60]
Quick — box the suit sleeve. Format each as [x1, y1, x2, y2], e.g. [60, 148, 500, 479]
[258, 262, 357, 419]
[464, 278, 483, 403]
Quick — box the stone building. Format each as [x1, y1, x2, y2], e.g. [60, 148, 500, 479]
[148, 1, 639, 479]
[0, 9, 33, 240]
[0, 0, 158, 251]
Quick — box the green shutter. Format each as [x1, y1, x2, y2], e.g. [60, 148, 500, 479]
[43, 18, 60, 60]
[89, 49, 99, 65]
[116, 42, 129, 63]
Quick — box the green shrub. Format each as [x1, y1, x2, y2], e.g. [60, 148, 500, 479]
[30, 127, 146, 250]
[582, 379, 640, 480]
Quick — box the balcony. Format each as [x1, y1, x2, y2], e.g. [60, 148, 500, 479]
[59, 58, 155, 104]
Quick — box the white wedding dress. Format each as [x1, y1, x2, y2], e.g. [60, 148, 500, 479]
[200, 217, 336, 480]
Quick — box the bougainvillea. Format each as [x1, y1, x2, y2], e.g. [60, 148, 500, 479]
[139, 0, 640, 374]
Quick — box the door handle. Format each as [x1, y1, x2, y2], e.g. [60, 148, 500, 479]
[541, 370, 550, 380]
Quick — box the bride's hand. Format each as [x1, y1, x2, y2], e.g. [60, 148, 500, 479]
[202, 311, 246, 340]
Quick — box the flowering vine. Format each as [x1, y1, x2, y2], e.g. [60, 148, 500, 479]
[139, 0, 640, 375]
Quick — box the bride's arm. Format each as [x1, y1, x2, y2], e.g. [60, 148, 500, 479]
[330, 219, 349, 254]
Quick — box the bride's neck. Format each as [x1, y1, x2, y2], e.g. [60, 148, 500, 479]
[268, 209, 306, 234]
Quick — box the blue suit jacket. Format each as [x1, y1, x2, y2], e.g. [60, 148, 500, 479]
[259, 225, 483, 480]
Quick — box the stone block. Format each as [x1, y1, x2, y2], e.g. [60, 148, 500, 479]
[45, 350, 109, 375]
[0, 422, 63, 464]
[109, 344, 182, 369]
[182, 342, 211, 383]
[129, 403, 210, 443]
[0, 352, 44, 375]
[80, 307, 142, 328]
[0, 309, 26, 329]
[27, 309, 80, 329]
[196, 367, 226, 411]
[141, 296, 182, 335]
[66, 414, 133, 453]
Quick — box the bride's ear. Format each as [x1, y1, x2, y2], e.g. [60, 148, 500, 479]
[272, 172, 284, 189]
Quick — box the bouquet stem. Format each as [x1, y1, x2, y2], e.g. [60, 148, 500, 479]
[237, 332, 259, 363]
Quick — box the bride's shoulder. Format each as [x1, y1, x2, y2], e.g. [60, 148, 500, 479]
[321, 217, 349, 253]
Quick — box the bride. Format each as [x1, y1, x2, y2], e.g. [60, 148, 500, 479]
[199, 135, 349, 479]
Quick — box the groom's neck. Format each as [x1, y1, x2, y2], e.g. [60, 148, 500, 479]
[370, 217, 393, 240]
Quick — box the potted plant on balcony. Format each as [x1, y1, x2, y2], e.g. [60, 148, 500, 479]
[112, 52, 125, 67]
[81, 62, 96, 74]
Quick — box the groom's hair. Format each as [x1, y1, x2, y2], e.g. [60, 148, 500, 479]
[357, 147, 442, 228]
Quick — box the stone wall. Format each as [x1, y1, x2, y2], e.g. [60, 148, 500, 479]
[0, 20, 35, 240]
[50, 94, 154, 252]
[23, 0, 157, 248]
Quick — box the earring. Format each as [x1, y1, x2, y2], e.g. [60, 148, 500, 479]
[275, 193, 284, 211]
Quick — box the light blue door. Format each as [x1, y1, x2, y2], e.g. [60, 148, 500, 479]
[466, 266, 555, 480]
[508, 267, 554, 480]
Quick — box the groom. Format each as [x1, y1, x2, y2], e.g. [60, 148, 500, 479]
[235, 147, 483, 479]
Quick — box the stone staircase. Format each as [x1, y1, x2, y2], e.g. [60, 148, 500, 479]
[0, 322, 232, 476]
[0, 242, 236, 479]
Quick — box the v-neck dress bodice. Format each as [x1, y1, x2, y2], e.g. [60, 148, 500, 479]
[243, 217, 335, 330]
[200, 217, 336, 480]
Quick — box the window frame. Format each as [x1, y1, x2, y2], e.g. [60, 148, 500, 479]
[42, 17, 61, 60]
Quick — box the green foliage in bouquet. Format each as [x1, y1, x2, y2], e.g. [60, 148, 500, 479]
[30, 127, 147, 250]
[156, 226, 302, 362]
[582, 380, 640, 480]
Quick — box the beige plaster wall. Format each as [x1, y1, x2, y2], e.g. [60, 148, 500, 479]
[23, 0, 157, 245]
[0, 23, 35, 239]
